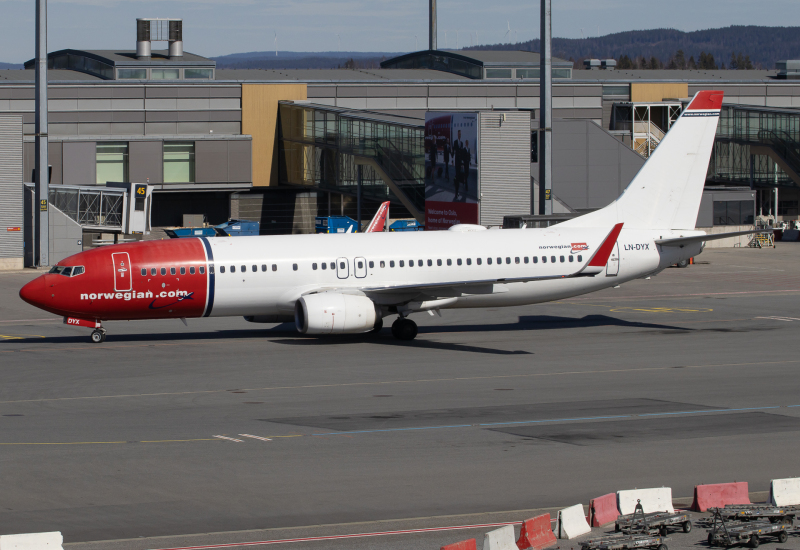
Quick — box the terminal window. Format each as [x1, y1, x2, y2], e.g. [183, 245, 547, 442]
[163, 142, 195, 183]
[96, 142, 128, 184]
[713, 201, 755, 225]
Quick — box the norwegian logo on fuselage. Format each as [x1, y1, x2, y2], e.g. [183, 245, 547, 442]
[571, 243, 589, 254]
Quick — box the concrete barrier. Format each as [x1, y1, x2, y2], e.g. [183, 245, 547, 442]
[484, 525, 518, 550]
[617, 488, 674, 515]
[589, 493, 620, 527]
[770, 477, 800, 506]
[691, 482, 751, 512]
[556, 504, 591, 540]
[441, 540, 476, 550]
[516, 514, 557, 550]
[0, 532, 63, 550]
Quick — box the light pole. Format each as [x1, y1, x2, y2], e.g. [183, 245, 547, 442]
[34, 0, 49, 266]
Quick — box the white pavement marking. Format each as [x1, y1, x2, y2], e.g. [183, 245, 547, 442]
[213, 435, 244, 443]
[756, 316, 800, 322]
[239, 434, 272, 442]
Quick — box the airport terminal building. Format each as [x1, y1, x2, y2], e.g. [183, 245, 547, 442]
[1, 21, 798, 268]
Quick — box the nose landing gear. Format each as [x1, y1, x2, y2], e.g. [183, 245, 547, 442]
[90, 329, 106, 343]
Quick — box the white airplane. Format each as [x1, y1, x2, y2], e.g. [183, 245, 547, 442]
[20, 90, 766, 343]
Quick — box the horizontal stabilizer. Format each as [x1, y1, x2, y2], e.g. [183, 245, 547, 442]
[656, 229, 772, 247]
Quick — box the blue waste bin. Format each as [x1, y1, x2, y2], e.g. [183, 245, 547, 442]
[215, 220, 260, 237]
[315, 216, 359, 234]
[389, 220, 424, 232]
[164, 227, 217, 239]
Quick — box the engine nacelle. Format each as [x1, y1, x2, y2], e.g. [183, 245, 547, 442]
[295, 293, 378, 334]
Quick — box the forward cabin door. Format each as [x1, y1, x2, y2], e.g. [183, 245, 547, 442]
[112, 252, 133, 291]
[606, 243, 620, 276]
[336, 257, 349, 279]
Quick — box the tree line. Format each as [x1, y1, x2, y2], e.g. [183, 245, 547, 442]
[614, 51, 755, 70]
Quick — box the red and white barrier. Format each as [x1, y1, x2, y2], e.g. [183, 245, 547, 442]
[589, 493, 620, 527]
[617, 488, 674, 515]
[516, 514, 557, 550]
[0, 532, 63, 550]
[441, 540, 477, 550]
[483, 525, 518, 550]
[770, 477, 800, 506]
[691, 482, 751, 512]
[555, 504, 591, 540]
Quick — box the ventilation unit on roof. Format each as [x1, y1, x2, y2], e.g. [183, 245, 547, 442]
[136, 18, 183, 59]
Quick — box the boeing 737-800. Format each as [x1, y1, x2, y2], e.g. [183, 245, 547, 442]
[19, 90, 766, 343]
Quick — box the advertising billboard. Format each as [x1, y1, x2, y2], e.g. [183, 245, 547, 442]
[425, 112, 479, 230]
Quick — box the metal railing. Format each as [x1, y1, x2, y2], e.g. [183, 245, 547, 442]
[49, 185, 125, 230]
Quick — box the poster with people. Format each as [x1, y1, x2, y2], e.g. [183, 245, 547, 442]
[424, 112, 479, 230]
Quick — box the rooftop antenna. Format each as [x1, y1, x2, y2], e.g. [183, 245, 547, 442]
[274, 31, 277, 56]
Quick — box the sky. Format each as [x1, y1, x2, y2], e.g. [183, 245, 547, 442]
[1, 0, 800, 63]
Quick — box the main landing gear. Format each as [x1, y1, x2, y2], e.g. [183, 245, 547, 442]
[90, 329, 106, 343]
[391, 317, 418, 341]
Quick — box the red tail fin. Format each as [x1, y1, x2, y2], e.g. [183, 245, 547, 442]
[364, 202, 390, 233]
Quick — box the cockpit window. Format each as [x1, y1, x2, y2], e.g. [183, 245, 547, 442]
[49, 265, 85, 277]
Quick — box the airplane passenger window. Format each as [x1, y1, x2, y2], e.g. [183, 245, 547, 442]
[542, 257, 547, 263]
[272, 264, 278, 271]
[551, 256, 556, 263]
[330, 262, 335, 270]
[408, 260, 414, 267]
[446, 259, 452, 266]
[321, 263, 327, 270]
[181, 267, 186, 275]
[312, 263, 318, 270]
[339, 262, 345, 269]
[506, 258, 511, 264]
[262, 264, 267, 272]
[437, 259, 442, 266]
[200, 266, 205, 274]
[457, 259, 462, 266]
[151, 268, 157, 276]
[358, 261, 364, 269]
[170, 267, 176, 275]
[241, 265, 246, 272]
[466, 258, 472, 265]
[427, 259, 432, 266]
[399, 260, 405, 267]
[533, 257, 538, 264]
[380, 261, 385, 268]
[72, 266, 84, 276]
[515, 257, 520, 264]
[577, 255, 583, 262]
[293, 264, 298, 271]
[487, 258, 492, 265]
[190, 267, 196, 274]
[161, 268, 167, 275]
[497, 257, 502, 264]
[390, 261, 395, 267]
[231, 266, 236, 273]
[252, 265, 257, 272]
[569, 256, 574, 263]
[524, 257, 529, 264]
[477, 258, 482, 265]
[560, 256, 565, 263]
[220, 266, 226, 273]
[141, 268, 147, 276]
[369, 261, 374, 268]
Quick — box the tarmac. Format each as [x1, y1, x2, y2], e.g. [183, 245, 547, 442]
[1, 244, 799, 550]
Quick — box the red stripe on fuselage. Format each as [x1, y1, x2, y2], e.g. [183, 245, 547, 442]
[24, 239, 209, 321]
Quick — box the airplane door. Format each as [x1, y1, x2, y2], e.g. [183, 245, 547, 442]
[112, 252, 133, 291]
[336, 257, 349, 279]
[354, 257, 367, 278]
[606, 243, 620, 276]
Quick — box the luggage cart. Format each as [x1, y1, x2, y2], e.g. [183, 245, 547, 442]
[707, 510, 792, 548]
[616, 500, 693, 536]
[708, 505, 799, 524]
[579, 533, 669, 550]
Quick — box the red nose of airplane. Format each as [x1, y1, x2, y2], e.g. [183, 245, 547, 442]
[19, 276, 46, 309]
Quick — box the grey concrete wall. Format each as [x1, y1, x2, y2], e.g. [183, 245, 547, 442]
[62, 141, 96, 185]
[129, 141, 163, 184]
[48, 205, 83, 264]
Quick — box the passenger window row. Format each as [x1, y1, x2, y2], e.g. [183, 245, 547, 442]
[141, 266, 206, 276]
[302, 255, 585, 271]
[218, 264, 279, 274]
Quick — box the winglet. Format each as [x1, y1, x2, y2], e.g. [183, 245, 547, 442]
[364, 201, 390, 233]
[587, 223, 624, 267]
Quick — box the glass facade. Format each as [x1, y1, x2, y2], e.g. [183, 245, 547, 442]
[485, 68, 512, 79]
[184, 68, 214, 79]
[117, 68, 147, 80]
[163, 142, 195, 183]
[382, 52, 482, 79]
[278, 103, 425, 216]
[96, 142, 128, 184]
[710, 105, 800, 189]
[151, 68, 181, 80]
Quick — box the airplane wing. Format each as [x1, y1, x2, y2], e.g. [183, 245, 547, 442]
[655, 229, 772, 247]
[359, 223, 624, 300]
[364, 201, 390, 233]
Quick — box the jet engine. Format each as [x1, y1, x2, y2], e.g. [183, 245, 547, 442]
[295, 293, 379, 334]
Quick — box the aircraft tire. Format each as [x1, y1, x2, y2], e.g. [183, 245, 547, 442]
[676, 259, 689, 268]
[91, 330, 104, 344]
[392, 318, 418, 341]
